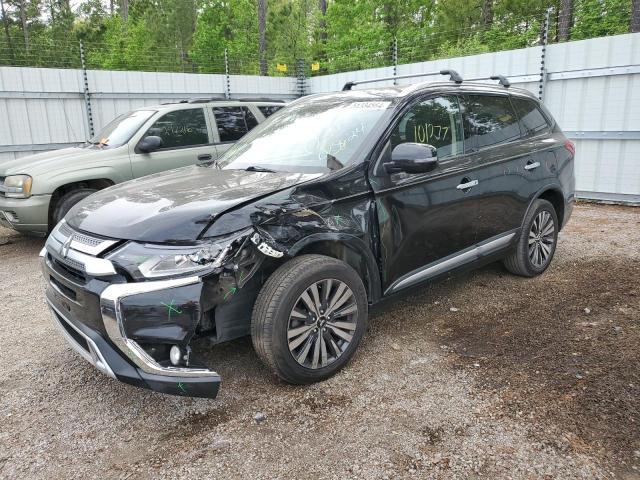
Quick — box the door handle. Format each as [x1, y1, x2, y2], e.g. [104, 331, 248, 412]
[197, 154, 213, 162]
[524, 161, 540, 171]
[456, 179, 479, 190]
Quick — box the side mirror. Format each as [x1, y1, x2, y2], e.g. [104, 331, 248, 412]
[384, 143, 438, 174]
[138, 135, 163, 153]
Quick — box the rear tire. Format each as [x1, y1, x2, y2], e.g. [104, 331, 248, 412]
[51, 188, 97, 227]
[251, 254, 368, 385]
[503, 199, 558, 277]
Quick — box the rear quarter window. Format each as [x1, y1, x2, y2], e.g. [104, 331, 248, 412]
[213, 106, 259, 142]
[511, 97, 551, 137]
[460, 95, 521, 151]
[258, 105, 283, 117]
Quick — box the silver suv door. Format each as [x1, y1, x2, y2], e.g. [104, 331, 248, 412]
[130, 107, 217, 178]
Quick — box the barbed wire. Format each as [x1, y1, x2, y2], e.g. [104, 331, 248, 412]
[0, 10, 626, 77]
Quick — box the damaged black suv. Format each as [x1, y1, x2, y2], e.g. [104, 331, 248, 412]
[41, 71, 575, 398]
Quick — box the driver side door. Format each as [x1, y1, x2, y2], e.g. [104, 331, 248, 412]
[131, 107, 217, 178]
[370, 95, 483, 295]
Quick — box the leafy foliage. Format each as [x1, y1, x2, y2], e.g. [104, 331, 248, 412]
[0, 0, 634, 74]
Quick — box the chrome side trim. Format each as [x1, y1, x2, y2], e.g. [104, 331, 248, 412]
[386, 231, 516, 294]
[476, 233, 515, 256]
[47, 299, 116, 379]
[100, 276, 220, 379]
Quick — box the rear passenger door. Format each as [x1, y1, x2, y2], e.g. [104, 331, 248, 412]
[458, 94, 532, 243]
[211, 106, 260, 157]
[131, 107, 216, 178]
[510, 96, 558, 184]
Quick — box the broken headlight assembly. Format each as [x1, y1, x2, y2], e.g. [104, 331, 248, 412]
[108, 237, 238, 280]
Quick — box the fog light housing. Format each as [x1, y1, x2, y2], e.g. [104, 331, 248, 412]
[170, 345, 182, 366]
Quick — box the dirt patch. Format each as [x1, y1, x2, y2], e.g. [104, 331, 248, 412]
[1, 203, 638, 479]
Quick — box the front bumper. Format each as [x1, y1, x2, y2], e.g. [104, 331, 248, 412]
[41, 235, 221, 399]
[0, 194, 51, 235]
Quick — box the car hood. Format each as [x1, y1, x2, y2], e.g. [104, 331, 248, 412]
[0, 146, 95, 175]
[66, 165, 321, 243]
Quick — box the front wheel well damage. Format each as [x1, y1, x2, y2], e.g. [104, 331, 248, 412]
[48, 179, 115, 228]
[294, 240, 376, 303]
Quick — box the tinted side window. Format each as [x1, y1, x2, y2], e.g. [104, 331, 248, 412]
[213, 106, 259, 142]
[511, 97, 550, 137]
[460, 95, 520, 150]
[143, 108, 209, 149]
[391, 96, 463, 159]
[258, 105, 283, 117]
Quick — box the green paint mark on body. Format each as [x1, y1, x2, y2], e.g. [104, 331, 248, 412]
[177, 382, 187, 394]
[161, 299, 183, 321]
[224, 287, 237, 300]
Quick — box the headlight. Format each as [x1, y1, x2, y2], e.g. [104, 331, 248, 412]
[2, 175, 33, 198]
[108, 239, 235, 280]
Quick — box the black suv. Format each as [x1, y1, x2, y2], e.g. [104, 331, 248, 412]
[41, 71, 575, 398]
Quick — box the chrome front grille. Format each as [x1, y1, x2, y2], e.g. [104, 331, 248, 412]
[71, 231, 105, 248]
[58, 221, 73, 237]
[52, 221, 118, 256]
[44, 221, 118, 277]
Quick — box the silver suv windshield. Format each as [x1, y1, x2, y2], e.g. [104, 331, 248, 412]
[218, 96, 393, 173]
[87, 110, 156, 149]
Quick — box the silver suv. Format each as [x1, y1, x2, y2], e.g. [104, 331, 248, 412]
[0, 98, 284, 235]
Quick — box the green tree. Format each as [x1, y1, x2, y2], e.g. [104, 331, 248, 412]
[571, 0, 630, 39]
[190, 0, 259, 73]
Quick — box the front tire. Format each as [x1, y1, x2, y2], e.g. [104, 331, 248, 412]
[251, 254, 368, 385]
[503, 199, 558, 277]
[51, 188, 97, 227]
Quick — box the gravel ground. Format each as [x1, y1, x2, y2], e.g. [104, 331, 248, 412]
[0, 203, 638, 479]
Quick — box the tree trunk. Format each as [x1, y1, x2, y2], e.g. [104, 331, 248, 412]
[632, 0, 640, 33]
[481, 0, 493, 26]
[120, 0, 129, 21]
[19, 0, 28, 52]
[110, 0, 114, 15]
[558, 0, 573, 41]
[318, 0, 326, 42]
[257, 0, 267, 76]
[0, 0, 15, 60]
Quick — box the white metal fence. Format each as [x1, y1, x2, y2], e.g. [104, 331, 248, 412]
[0, 68, 298, 162]
[308, 33, 640, 203]
[0, 33, 639, 202]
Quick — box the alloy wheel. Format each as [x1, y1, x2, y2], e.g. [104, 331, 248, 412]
[528, 210, 555, 268]
[287, 278, 358, 370]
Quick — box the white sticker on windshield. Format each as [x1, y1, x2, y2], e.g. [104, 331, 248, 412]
[347, 101, 391, 109]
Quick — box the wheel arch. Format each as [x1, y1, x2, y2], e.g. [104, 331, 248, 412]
[287, 233, 382, 304]
[48, 178, 115, 228]
[525, 184, 566, 231]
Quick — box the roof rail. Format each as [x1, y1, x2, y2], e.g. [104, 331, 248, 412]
[490, 75, 511, 87]
[185, 97, 285, 104]
[342, 69, 463, 91]
[463, 74, 511, 88]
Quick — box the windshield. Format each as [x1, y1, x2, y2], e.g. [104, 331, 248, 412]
[88, 110, 156, 149]
[218, 96, 393, 173]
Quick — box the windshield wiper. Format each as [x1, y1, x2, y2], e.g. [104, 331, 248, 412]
[244, 166, 276, 173]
